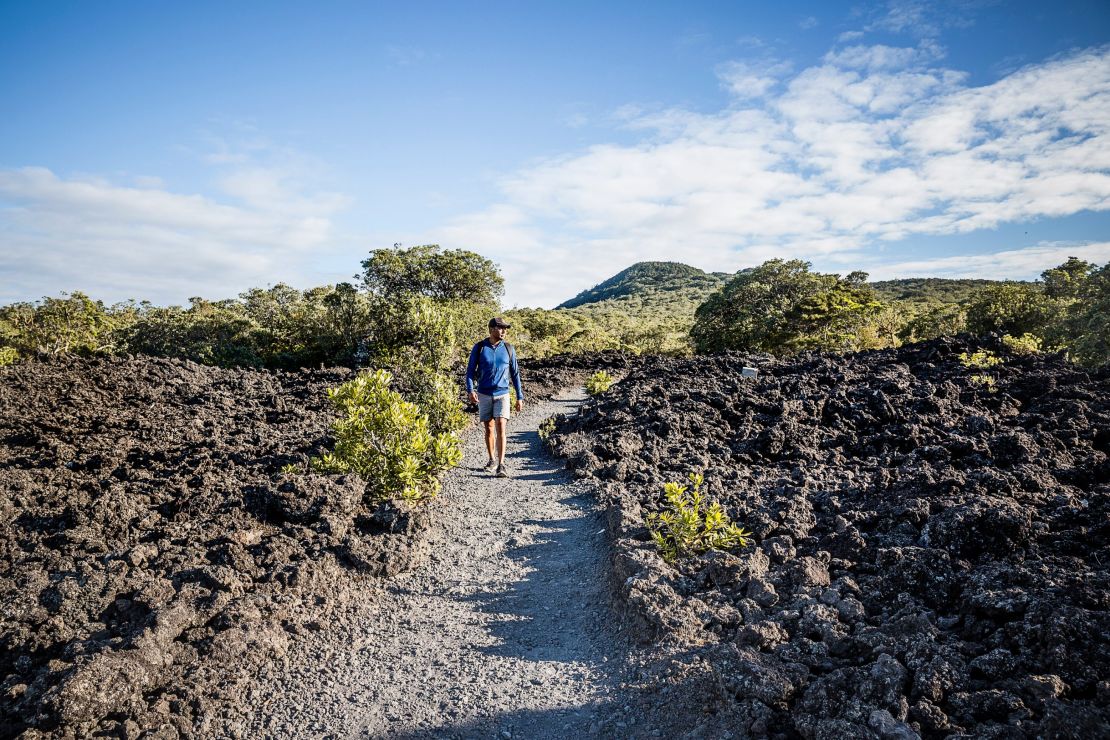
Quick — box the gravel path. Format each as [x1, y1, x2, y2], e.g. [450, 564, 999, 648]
[241, 389, 647, 739]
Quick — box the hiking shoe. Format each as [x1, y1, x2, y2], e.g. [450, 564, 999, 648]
[496, 464, 508, 478]
[483, 458, 495, 471]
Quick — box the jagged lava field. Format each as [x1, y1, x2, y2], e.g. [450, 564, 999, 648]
[548, 335, 1110, 738]
[1, 336, 1108, 738]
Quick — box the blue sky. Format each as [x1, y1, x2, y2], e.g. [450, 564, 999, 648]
[2, 0, 1109, 308]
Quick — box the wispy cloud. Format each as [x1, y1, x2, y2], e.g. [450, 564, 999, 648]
[0, 135, 350, 304]
[864, 0, 982, 38]
[867, 241, 1110, 280]
[432, 45, 1110, 307]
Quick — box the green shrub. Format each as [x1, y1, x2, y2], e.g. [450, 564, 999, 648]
[0, 346, 17, 366]
[958, 349, 1002, 369]
[399, 365, 467, 438]
[585, 370, 614, 395]
[123, 299, 265, 367]
[312, 369, 462, 502]
[646, 473, 751, 564]
[1002, 333, 1042, 355]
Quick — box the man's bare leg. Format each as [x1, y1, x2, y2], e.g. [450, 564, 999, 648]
[483, 420, 496, 466]
[496, 418, 508, 465]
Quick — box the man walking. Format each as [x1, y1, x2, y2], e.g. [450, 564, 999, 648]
[466, 317, 524, 478]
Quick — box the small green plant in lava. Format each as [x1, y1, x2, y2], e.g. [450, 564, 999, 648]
[646, 473, 751, 564]
[958, 349, 1002, 369]
[958, 348, 1002, 393]
[968, 374, 998, 392]
[585, 370, 614, 395]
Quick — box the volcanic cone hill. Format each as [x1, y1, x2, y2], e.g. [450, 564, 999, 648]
[548, 336, 1110, 738]
[556, 261, 730, 312]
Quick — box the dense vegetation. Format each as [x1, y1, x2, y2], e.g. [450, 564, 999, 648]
[0, 245, 497, 371]
[687, 256, 1108, 363]
[871, 277, 1002, 308]
[2, 250, 1108, 370]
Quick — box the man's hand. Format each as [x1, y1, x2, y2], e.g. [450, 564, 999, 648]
[467, 391, 478, 405]
[515, 398, 523, 412]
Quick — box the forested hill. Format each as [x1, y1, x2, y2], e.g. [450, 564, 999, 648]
[556, 261, 729, 310]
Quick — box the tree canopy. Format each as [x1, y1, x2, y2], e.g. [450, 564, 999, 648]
[359, 244, 504, 306]
[691, 259, 882, 355]
[963, 282, 1060, 338]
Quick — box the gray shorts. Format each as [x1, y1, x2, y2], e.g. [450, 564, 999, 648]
[477, 392, 511, 422]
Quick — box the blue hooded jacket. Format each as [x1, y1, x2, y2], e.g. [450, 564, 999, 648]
[465, 339, 523, 399]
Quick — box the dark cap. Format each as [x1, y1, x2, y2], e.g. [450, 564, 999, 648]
[489, 316, 511, 329]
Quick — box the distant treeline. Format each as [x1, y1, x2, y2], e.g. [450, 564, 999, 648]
[2, 249, 1108, 369]
[688, 257, 1109, 365]
[0, 246, 501, 372]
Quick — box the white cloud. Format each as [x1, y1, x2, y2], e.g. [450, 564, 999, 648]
[0, 138, 351, 304]
[799, 16, 818, 30]
[430, 45, 1110, 307]
[717, 60, 793, 99]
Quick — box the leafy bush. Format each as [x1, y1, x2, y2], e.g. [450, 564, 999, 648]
[1002, 333, 1043, 355]
[1042, 257, 1094, 299]
[368, 295, 462, 371]
[0, 346, 17, 366]
[899, 303, 967, 342]
[397, 365, 467, 438]
[124, 298, 265, 367]
[646, 473, 751, 564]
[312, 370, 462, 502]
[585, 370, 614, 395]
[958, 349, 1002, 369]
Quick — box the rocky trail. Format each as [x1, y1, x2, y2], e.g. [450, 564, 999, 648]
[230, 390, 652, 739]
